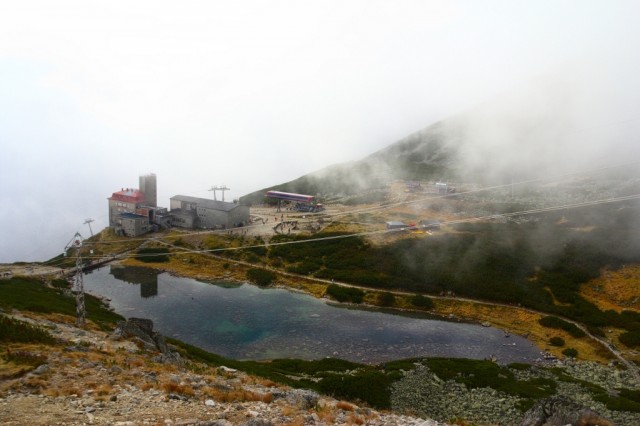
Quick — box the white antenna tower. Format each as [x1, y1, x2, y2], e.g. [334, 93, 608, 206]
[83, 218, 94, 236]
[209, 185, 230, 202]
[65, 232, 86, 328]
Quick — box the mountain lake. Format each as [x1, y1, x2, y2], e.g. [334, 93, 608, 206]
[83, 265, 544, 364]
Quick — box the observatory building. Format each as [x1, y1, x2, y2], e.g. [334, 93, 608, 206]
[107, 173, 164, 237]
[169, 195, 249, 229]
[108, 174, 249, 236]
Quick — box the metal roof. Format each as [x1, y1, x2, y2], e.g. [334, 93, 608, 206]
[265, 190, 315, 203]
[109, 188, 146, 203]
[171, 195, 241, 212]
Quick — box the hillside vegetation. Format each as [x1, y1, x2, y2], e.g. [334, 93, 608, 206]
[2, 276, 640, 425]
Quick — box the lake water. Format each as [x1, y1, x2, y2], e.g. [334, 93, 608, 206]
[83, 265, 543, 364]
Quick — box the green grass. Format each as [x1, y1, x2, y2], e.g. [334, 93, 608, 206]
[163, 338, 640, 414]
[0, 277, 123, 330]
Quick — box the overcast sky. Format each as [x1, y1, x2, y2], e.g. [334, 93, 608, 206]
[1, 1, 639, 262]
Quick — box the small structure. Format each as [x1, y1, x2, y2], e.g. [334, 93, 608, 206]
[265, 190, 324, 212]
[419, 219, 441, 230]
[170, 195, 249, 229]
[435, 182, 456, 195]
[386, 221, 407, 230]
[115, 212, 150, 237]
[108, 188, 154, 236]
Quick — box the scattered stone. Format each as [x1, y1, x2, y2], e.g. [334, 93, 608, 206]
[32, 364, 49, 375]
[168, 393, 189, 401]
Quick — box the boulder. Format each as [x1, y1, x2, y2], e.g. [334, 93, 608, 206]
[113, 318, 182, 365]
[521, 396, 613, 426]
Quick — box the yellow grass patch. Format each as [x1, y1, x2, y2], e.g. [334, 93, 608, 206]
[581, 265, 640, 312]
[432, 299, 613, 363]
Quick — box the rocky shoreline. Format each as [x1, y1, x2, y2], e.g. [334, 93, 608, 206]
[0, 313, 437, 426]
[3, 312, 640, 425]
[391, 360, 640, 425]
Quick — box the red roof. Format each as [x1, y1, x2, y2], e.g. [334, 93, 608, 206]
[109, 188, 146, 204]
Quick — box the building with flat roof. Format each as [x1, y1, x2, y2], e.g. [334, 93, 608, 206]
[170, 195, 249, 229]
[115, 212, 150, 237]
[108, 173, 159, 236]
[108, 188, 147, 228]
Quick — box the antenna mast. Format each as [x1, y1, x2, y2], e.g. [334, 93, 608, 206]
[83, 218, 94, 236]
[208, 186, 217, 201]
[65, 232, 86, 328]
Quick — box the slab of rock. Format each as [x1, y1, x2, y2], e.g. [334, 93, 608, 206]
[521, 396, 613, 426]
[113, 318, 182, 365]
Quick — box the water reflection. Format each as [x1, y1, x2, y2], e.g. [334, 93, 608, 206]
[84, 266, 543, 364]
[109, 265, 159, 298]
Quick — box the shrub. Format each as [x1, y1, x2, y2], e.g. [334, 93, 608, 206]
[3, 349, 47, 366]
[246, 268, 276, 287]
[562, 348, 578, 358]
[410, 294, 434, 309]
[378, 292, 395, 307]
[50, 279, 69, 289]
[538, 316, 586, 338]
[619, 330, 640, 348]
[549, 337, 565, 347]
[318, 369, 392, 408]
[0, 316, 56, 344]
[325, 284, 365, 304]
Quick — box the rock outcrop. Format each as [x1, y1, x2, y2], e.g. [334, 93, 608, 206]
[521, 396, 613, 426]
[113, 317, 182, 364]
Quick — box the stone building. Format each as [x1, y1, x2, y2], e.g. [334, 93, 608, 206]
[115, 212, 150, 237]
[107, 175, 158, 237]
[169, 195, 249, 229]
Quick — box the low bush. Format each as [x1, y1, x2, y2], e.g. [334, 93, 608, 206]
[562, 348, 578, 358]
[619, 330, 640, 348]
[50, 279, 69, 289]
[318, 369, 392, 408]
[377, 292, 395, 307]
[246, 268, 276, 287]
[0, 315, 56, 344]
[325, 284, 365, 304]
[410, 294, 434, 309]
[3, 349, 47, 366]
[538, 316, 586, 338]
[549, 337, 565, 347]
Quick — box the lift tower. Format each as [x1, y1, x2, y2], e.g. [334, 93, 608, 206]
[209, 185, 230, 202]
[65, 232, 86, 328]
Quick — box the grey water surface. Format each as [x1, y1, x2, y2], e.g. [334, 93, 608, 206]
[83, 265, 543, 364]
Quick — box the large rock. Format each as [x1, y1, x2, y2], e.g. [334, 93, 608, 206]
[271, 389, 319, 410]
[113, 317, 182, 364]
[521, 396, 613, 426]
